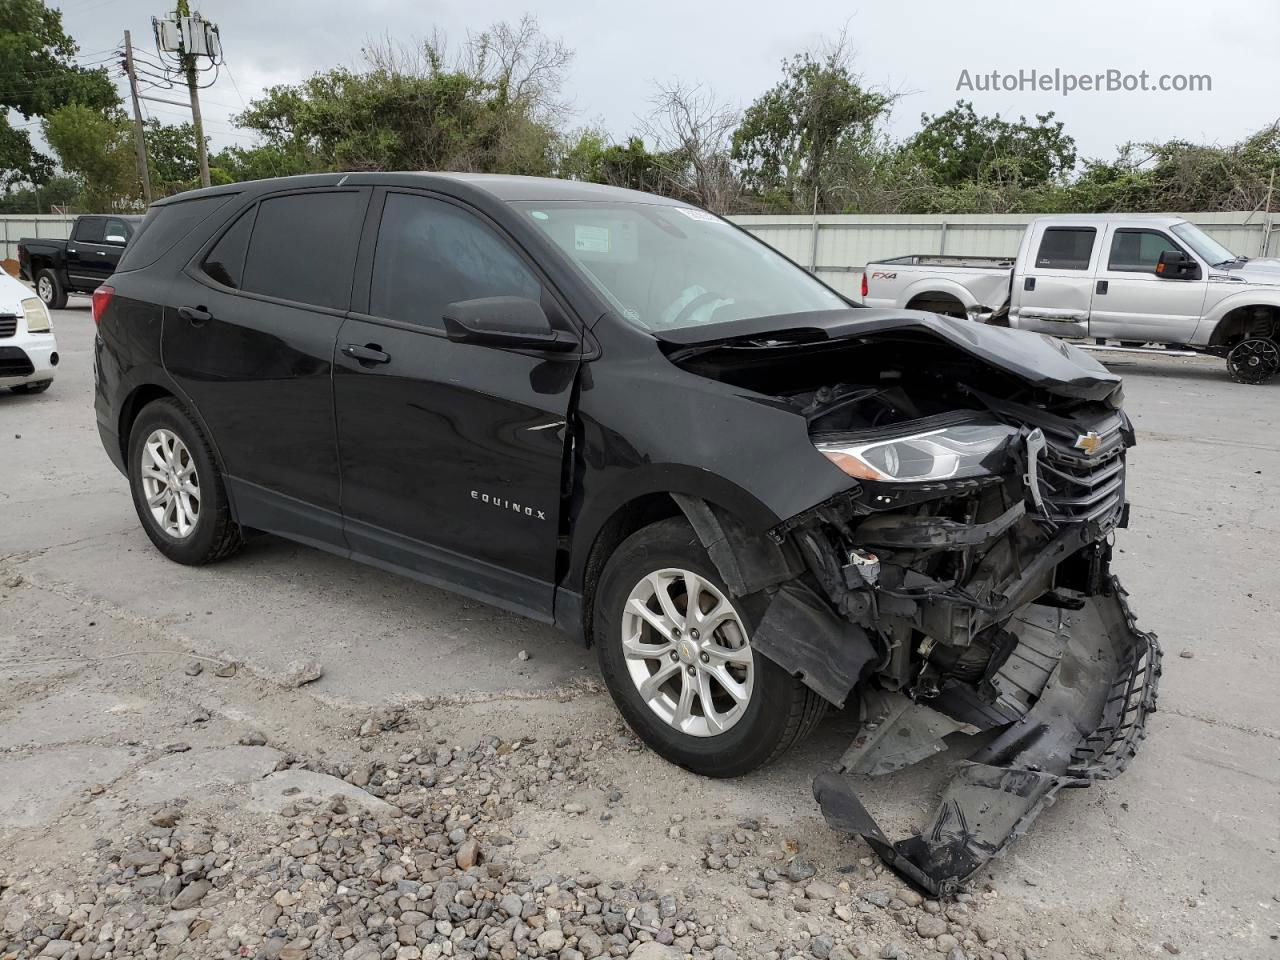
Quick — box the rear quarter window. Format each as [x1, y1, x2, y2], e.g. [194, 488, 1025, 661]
[1035, 227, 1096, 270]
[115, 194, 236, 273]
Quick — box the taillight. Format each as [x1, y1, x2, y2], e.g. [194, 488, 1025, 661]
[860, 271, 869, 299]
[92, 285, 115, 326]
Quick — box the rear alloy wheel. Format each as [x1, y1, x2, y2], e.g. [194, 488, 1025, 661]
[127, 398, 243, 565]
[1226, 337, 1280, 385]
[595, 518, 826, 778]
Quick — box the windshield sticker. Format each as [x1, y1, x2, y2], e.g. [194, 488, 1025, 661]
[574, 224, 611, 253]
[675, 208, 721, 223]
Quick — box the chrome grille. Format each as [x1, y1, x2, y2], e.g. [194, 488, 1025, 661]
[1035, 423, 1126, 526]
[0, 315, 16, 339]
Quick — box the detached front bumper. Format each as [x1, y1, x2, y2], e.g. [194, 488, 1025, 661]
[813, 574, 1160, 896]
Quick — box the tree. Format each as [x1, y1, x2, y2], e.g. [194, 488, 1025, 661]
[42, 104, 137, 211]
[732, 33, 894, 212]
[0, 0, 118, 186]
[556, 130, 670, 193]
[642, 82, 741, 212]
[0, 174, 79, 213]
[235, 17, 571, 176]
[901, 101, 1076, 190]
[144, 119, 202, 193]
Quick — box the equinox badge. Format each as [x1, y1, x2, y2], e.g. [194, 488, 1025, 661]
[471, 490, 547, 520]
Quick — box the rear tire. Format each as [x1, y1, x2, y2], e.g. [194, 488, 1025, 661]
[127, 398, 243, 565]
[35, 269, 67, 310]
[594, 517, 825, 778]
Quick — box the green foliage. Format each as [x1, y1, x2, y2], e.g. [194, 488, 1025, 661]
[0, 173, 79, 212]
[42, 104, 137, 211]
[731, 44, 894, 212]
[556, 131, 670, 193]
[209, 143, 314, 185]
[235, 24, 569, 177]
[0, 0, 118, 186]
[900, 101, 1076, 191]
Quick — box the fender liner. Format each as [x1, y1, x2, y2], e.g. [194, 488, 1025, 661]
[673, 494, 876, 708]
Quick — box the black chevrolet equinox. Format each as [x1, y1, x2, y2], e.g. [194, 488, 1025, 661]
[94, 173, 1160, 893]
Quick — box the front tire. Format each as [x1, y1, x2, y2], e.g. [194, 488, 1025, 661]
[595, 518, 825, 778]
[35, 269, 67, 310]
[127, 398, 243, 565]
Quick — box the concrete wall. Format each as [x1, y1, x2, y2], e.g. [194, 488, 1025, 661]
[0, 214, 76, 263]
[728, 211, 1279, 297]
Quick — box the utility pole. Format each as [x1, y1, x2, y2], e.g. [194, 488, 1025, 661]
[123, 31, 153, 205]
[176, 0, 210, 188]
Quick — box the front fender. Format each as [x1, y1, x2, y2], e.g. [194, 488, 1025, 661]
[1195, 287, 1280, 345]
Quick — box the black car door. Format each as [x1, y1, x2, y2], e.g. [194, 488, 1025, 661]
[333, 189, 581, 620]
[66, 217, 114, 291]
[164, 187, 371, 548]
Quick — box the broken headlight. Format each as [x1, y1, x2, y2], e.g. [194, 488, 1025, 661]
[815, 418, 1017, 482]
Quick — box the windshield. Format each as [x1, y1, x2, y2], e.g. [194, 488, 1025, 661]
[514, 201, 846, 331]
[1170, 222, 1238, 266]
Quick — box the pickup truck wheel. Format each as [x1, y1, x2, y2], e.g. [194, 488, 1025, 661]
[35, 269, 67, 310]
[595, 518, 825, 778]
[1226, 338, 1279, 385]
[127, 398, 243, 565]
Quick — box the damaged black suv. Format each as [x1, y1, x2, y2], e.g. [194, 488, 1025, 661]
[94, 174, 1160, 894]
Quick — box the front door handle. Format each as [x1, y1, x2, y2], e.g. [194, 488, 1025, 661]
[1095, 280, 1109, 294]
[342, 343, 391, 365]
[178, 305, 211, 326]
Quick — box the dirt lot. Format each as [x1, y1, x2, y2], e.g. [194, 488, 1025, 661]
[1, 302, 1277, 960]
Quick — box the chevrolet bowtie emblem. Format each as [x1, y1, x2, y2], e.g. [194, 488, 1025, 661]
[1074, 431, 1103, 455]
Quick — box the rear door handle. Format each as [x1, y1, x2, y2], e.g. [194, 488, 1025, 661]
[1095, 280, 1109, 294]
[178, 305, 211, 325]
[1023, 277, 1036, 291]
[342, 343, 391, 365]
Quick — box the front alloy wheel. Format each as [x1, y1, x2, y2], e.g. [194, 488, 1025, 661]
[595, 518, 826, 778]
[622, 568, 755, 737]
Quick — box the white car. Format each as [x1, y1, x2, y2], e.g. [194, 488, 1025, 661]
[0, 269, 58, 394]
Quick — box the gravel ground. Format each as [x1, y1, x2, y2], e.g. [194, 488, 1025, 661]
[0, 303, 1277, 960]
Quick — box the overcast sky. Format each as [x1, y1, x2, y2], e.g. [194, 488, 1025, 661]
[50, 0, 1280, 165]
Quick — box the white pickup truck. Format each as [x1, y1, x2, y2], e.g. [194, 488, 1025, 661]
[861, 214, 1280, 384]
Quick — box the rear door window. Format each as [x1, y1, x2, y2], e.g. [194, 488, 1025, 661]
[75, 218, 105, 244]
[1035, 227, 1096, 270]
[369, 192, 542, 329]
[1107, 230, 1183, 274]
[240, 191, 368, 310]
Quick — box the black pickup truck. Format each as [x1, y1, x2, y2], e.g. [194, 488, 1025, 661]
[18, 214, 142, 308]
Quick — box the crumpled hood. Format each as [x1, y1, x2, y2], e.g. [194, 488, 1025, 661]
[1222, 258, 1280, 286]
[657, 307, 1122, 402]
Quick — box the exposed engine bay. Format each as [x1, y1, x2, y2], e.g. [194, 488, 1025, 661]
[668, 323, 1162, 896]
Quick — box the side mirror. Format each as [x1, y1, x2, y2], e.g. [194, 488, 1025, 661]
[443, 297, 577, 352]
[106, 235, 127, 244]
[1155, 249, 1200, 280]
